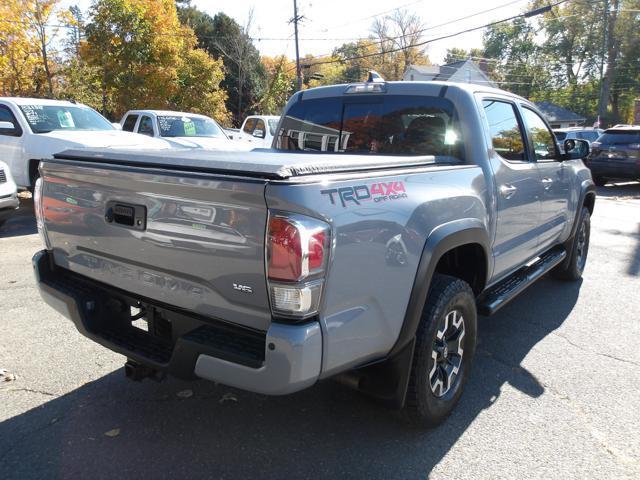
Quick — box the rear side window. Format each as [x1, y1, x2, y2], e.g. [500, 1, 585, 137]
[598, 130, 640, 144]
[482, 100, 526, 162]
[122, 114, 138, 132]
[275, 95, 464, 160]
[243, 118, 257, 133]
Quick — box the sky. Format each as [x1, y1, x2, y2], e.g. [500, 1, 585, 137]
[61, 0, 531, 64]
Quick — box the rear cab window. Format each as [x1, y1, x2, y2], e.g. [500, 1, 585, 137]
[275, 94, 465, 161]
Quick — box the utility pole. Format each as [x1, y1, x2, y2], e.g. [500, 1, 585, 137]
[292, 0, 303, 91]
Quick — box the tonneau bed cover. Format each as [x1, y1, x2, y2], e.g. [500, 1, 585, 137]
[53, 147, 439, 180]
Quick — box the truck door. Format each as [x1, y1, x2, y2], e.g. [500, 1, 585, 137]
[482, 99, 542, 281]
[519, 106, 571, 252]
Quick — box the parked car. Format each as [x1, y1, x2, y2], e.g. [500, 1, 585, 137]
[585, 125, 640, 186]
[0, 160, 19, 227]
[226, 115, 280, 148]
[33, 78, 595, 427]
[0, 97, 172, 190]
[120, 110, 246, 150]
[554, 127, 603, 144]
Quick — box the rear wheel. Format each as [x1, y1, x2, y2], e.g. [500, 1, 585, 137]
[552, 207, 590, 281]
[403, 274, 477, 427]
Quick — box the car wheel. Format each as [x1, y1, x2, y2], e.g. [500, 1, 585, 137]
[594, 176, 607, 187]
[403, 274, 477, 427]
[552, 207, 590, 281]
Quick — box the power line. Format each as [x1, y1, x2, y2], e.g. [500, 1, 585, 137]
[294, 0, 573, 71]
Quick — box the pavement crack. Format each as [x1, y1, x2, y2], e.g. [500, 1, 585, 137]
[2, 387, 58, 397]
[551, 332, 640, 368]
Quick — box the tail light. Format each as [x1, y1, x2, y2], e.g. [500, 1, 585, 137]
[33, 176, 51, 249]
[267, 212, 330, 320]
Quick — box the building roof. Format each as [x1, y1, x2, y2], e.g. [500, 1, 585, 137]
[535, 102, 586, 123]
[404, 60, 496, 88]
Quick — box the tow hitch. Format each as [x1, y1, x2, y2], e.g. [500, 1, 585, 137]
[124, 359, 165, 382]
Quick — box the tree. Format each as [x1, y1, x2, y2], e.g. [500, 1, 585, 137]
[443, 47, 484, 65]
[178, 7, 266, 125]
[259, 55, 296, 114]
[24, 0, 67, 96]
[84, 0, 228, 121]
[0, 1, 39, 96]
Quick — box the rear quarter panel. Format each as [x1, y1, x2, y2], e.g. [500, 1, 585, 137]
[266, 165, 489, 376]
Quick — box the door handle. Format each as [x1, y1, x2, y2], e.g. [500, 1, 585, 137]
[541, 177, 553, 190]
[499, 184, 517, 199]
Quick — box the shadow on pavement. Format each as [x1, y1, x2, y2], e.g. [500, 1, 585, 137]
[0, 278, 582, 479]
[0, 197, 36, 239]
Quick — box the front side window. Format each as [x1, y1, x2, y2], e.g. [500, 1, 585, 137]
[483, 100, 526, 162]
[138, 116, 154, 136]
[521, 107, 557, 160]
[0, 105, 22, 136]
[275, 95, 464, 160]
[157, 115, 225, 138]
[18, 104, 114, 133]
[122, 114, 138, 132]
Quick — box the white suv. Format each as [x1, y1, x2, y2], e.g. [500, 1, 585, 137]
[0, 98, 172, 189]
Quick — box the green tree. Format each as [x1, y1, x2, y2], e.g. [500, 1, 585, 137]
[84, 0, 228, 121]
[178, 7, 266, 125]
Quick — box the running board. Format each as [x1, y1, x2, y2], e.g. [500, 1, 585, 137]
[477, 247, 567, 316]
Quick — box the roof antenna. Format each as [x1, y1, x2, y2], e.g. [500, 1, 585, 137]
[367, 70, 385, 83]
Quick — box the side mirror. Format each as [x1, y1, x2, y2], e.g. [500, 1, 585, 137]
[111, 122, 122, 130]
[0, 121, 15, 130]
[562, 138, 589, 160]
[253, 129, 265, 139]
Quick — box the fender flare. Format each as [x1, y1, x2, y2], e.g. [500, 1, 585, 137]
[389, 218, 491, 358]
[568, 179, 596, 240]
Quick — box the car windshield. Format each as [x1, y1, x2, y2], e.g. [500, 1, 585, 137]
[578, 131, 600, 142]
[19, 105, 114, 133]
[597, 130, 640, 144]
[158, 115, 225, 138]
[554, 132, 567, 140]
[274, 95, 464, 160]
[267, 119, 279, 136]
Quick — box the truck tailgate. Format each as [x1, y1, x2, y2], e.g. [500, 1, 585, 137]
[40, 159, 271, 332]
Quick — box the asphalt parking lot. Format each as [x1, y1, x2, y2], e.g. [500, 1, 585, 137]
[1, 184, 639, 479]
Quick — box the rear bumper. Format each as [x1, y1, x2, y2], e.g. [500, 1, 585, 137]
[33, 250, 322, 395]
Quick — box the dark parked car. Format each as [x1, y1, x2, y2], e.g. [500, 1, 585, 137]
[586, 125, 640, 186]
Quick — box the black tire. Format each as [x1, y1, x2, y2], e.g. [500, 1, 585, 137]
[403, 274, 477, 427]
[552, 207, 590, 281]
[594, 176, 607, 187]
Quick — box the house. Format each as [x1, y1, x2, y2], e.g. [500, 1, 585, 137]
[535, 102, 586, 129]
[403, 59, 497, 88]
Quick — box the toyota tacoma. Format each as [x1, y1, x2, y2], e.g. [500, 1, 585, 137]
[33, 77, 595, 426]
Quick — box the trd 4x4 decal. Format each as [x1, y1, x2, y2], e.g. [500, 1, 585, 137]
[321, 181, 407, 207]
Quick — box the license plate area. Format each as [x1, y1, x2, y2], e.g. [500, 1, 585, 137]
[106, 201, 146, 230]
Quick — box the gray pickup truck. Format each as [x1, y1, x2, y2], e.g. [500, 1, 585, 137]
[33, 78, 595, 426]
